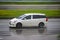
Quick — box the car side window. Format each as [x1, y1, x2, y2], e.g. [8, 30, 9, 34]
[22, 15, 31, 20]
[25, 15, 31, 19]
[33, 15, 46, 19]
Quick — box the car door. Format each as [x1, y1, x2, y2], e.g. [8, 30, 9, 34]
[21, 15, 32, 27]
[31, 15, 41, 26]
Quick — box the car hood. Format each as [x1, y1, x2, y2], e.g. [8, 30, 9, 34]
[10, 18, 18, 21]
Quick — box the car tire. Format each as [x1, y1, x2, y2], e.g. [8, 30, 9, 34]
[39, 22, 45, 28]
[16, 23, 22, 28]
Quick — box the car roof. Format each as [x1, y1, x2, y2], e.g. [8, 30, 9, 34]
[24, 13, 45, 15]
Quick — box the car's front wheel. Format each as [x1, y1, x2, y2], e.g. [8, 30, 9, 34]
[16, 23, 22, 28]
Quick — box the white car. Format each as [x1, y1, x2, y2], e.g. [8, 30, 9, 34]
[9, 13, 48, 28]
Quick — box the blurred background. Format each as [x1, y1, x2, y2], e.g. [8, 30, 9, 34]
[0, 0, 60, 18]
[0, 0, 60, 40]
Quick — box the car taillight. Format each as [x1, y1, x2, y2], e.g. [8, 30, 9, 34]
[46, 18, 48, 22]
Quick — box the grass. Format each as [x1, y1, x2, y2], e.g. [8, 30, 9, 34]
[0, 9, 60, 19]
[0, 2, 60, 5]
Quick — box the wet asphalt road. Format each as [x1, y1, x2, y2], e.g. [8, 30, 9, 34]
[0, 18, 60, 40]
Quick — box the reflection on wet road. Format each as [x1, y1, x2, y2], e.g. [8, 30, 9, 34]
[0, 19, 60, 40]
[9, 28, 47, 35]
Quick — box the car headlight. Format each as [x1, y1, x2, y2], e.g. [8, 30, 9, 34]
[9, 21, 11, 25]
[13, 20, 17, 23]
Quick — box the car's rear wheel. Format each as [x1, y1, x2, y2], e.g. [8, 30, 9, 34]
[39, 22, 45, 28]
[16, 23, 22, 28]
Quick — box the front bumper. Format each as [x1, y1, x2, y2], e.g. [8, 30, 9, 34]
[9, 24, 16, 27]
[9, 21, 16, 27]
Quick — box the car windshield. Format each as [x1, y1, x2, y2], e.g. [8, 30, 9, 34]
[17, 15, 26, 19]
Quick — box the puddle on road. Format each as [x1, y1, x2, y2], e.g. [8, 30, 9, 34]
[0, 27, 60, 40]
[9, 27, 60, 36]
[9, 27, 47, 36]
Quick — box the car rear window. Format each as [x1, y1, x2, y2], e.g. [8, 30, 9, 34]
[33, 15, 46, 19]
